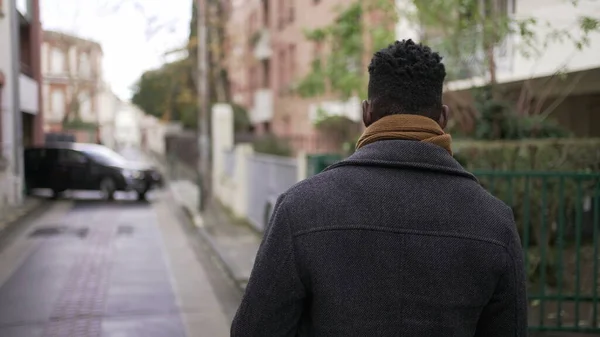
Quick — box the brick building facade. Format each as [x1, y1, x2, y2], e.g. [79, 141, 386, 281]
[226, 0, 363, 153]
[41, 31, 103, 142]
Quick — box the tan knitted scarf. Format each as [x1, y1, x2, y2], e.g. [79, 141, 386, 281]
[356, 114, 453, 155]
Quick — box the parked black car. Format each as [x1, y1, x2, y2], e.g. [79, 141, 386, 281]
[24, 142, 164, 200]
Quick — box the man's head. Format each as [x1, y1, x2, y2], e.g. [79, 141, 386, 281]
[363, 39, 449, 128]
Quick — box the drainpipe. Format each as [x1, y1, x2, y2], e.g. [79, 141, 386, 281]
[0, 71, 4, 160]
[10, 0, 23, 179]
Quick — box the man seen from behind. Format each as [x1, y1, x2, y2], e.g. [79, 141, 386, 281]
[231, 39, 527, 337]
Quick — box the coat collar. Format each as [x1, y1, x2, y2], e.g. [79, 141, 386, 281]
[324, 140, 477, 181]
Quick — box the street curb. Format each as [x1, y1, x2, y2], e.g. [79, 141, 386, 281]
[179, 203, 249, 292]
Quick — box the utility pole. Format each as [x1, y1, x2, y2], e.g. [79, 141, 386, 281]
[196, 0, 211, 211]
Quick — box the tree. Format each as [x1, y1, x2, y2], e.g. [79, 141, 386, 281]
[132, 0, 237, 129]
[412, 0, 598, 85]
[42, 31, 103, 133]
[188, 0, 231, 105]
[131, 58, 198, 128]
[295, 1, 398, 150]
[410, 0, 599, 137]
[297, 1, 398, 101]
[297, 0, 599, 140]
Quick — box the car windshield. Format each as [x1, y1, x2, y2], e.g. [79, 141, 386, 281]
[83, 147, 128, 166]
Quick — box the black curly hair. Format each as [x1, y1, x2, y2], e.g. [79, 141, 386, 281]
[367, 39, 446, 120]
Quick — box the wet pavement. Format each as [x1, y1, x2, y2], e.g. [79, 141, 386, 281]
[0, 191, 238, 336]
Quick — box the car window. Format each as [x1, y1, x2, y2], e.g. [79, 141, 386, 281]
[25, 149, 53, 163]
[83, 148, 127, 166]
[58, 150, 88, 164]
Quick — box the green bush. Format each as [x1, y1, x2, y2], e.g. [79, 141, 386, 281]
[62, 119, 97, 131]
[454, 139, 600, 172]
[252, 134, 293, 157]
[232, 103, 251, 133]
[472, 86, 571, 140]
[455, 139, 600, 289]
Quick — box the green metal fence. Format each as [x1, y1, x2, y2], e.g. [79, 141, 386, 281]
[478, 171, 600, 333]
[308, 155, 600, 333]
[307, 154, 344, 177]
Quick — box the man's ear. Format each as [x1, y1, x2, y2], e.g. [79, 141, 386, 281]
[438, 105, 449, 130]
[362, 100, 372, 127]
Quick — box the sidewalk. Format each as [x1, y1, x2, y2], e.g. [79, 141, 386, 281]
[169, 180, 261, 291]
[0, 197, 46, 239]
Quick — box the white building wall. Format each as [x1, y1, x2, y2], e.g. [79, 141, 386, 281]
[443, 0, 600, 90]
[96, 84, 119, 149]
[114, 102, 143, 148]
[509, 0, 600, 79]
[19, 75, 39, 114]
[0, 0, 23, 208]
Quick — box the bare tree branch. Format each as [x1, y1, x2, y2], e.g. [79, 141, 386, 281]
[540, 71, 587, 120]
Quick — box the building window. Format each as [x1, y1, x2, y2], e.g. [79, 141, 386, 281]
[496, 0, 514, 57]
[51, 47, 65, 74]
[78, 91, 92, 120]
[250, 66, 258, 91]
[262, 0, 270, 27]
[288, 0, 295, 23]
[261, 59, 270, 88]
[288, 44, 296, 80]
[79, 52, 91, 78]
[278, 0, 285, 29]
[51, 90, 65, 117]
[278, 49, 287, 93]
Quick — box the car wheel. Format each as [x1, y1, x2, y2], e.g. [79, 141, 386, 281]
[137, 190, 148, 201]
[100, 177, 116, 201]
[50, 187, 65, 199]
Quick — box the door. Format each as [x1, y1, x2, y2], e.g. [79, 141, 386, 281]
[46, 149, 69, 192]
[24, 149, 43, 189]
[27, 149, 60, 189]
[58, 149, 90, 190]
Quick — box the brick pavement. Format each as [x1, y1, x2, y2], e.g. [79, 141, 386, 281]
[42, 223, 114, 337]
[0, 191, 230, 336]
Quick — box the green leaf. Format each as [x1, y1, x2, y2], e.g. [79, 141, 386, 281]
[580, 16, 600, 34]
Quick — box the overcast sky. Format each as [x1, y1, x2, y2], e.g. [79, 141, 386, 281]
[41, 0, 192, 100]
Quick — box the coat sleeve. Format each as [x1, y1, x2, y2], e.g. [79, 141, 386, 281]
[475, 228, 528, 336]
[231, 194, 306, 337]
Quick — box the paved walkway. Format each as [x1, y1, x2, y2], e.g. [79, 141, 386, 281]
[145, 145, 261, 290]
[0, 198, 45, 237]
[170, 180, 261, 290]
[0, 192, 231, 336]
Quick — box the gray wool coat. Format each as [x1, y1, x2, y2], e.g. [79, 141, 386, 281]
[231, 139, 527, 337]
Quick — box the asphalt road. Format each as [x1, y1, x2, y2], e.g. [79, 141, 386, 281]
[0, 189, 241, 336]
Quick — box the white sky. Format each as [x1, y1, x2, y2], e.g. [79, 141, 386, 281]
[41, 0, 192, 100]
